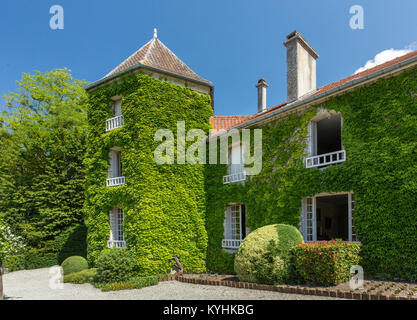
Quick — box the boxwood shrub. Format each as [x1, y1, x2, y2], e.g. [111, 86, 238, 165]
[94, 248, 136, 284]
[61, 256, 89, 275]
[63, 268, 97, 284]
[234, 224, 304, 284]
[290, 240, 361, 285]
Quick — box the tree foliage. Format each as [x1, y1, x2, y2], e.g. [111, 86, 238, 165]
[0, 69, 88, 268]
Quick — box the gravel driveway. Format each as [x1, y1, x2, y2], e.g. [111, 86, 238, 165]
[2, 267, 343, 300]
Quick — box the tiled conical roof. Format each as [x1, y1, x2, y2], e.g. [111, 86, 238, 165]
[105, 33, 211, 85]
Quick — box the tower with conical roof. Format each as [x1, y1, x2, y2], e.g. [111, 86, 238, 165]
[84, 30, 213, 274]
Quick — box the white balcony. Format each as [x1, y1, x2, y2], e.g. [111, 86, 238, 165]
[222, 239, 242, 250]
[305, 150, 346, 169]
[107, 240, 126, 248]
[223, 172, 246, 184]
[106, 115, 124, 132]
[106, 176, 126, 187]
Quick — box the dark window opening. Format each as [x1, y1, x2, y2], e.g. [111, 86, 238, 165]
[316, 114, 342, 155]
[316, 194, 348, 241]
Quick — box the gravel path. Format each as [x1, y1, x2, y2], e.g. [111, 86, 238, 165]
[3, 267, 344, 300]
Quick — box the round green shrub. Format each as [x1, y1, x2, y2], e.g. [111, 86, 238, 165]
[61, 256, 88, 275]
[94, 248, 136, 284]
[234, 224, 303, 284]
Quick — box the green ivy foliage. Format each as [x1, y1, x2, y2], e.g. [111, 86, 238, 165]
[206, 67, 417, 280]
[84, 72, 213, 275]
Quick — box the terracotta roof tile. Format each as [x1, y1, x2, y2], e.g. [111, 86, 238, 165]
[210, 116, 252, 135]
[105, 36, 211, 84]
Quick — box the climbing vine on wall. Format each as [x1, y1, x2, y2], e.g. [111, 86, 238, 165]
[84, 72, 213, 275]
[206, 67, 417, 281]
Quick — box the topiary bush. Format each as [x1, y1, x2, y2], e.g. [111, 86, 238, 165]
[290, 240, 361, 285]
[63, 268, 97, 284]
[61, 256, 88, 275]
[234, 224, 303, 284]
[94, 248, 136, 284]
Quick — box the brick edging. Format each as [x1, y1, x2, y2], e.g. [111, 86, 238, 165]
[174, 275, 417, 301]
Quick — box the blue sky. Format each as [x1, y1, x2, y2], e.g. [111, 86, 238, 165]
[0, 0, 416, 115]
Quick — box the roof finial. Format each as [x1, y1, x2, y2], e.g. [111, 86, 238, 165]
[153, 28, 157, 39]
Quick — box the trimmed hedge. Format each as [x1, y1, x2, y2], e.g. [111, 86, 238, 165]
[2, 254, 26, 272]
[61, 256, 88, 275]
[98, 276, 158, 292]
[290, 240, 361, 285]
[94, 248, 136, 284]
[234, 224, 304, 284]
[63, 268, 97, 284]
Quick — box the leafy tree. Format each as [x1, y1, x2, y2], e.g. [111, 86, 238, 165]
[0, 69, 88, 268]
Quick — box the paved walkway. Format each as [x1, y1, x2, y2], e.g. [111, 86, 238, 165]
[2, 267, 343, 300]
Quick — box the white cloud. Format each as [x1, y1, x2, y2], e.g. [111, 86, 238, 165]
[354, 42, 417, 74]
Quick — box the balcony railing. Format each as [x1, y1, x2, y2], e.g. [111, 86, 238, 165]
[222, 239, 242, 249]
[223, 172, 246, 184]
[107, 240, 126, 248]
[106, 176, 126, 187]
[106, 115, 124, 132]
[305, 150, 346, 169]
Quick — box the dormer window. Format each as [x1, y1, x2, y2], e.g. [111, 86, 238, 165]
[107, 147, 126, 187]
[106, 99, 124, 132]
[305, 112, 346, 169]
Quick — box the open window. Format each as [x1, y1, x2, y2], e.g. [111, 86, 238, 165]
[306, 112, 346, 168]
[107, 147, 125, 187]
[301, 193, 357, 242]
[108, 207, 126, 248]
[223, 143, 246, 184]
[222, 204, 249, 252]
[106, 98, 124, 131]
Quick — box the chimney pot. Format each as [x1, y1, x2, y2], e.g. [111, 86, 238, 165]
[256, 78, 268, 113]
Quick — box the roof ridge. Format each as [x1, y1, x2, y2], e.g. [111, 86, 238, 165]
[105, 38, 154, 78]
[141, 37, 156, 64]
[154, 38, 200, 78]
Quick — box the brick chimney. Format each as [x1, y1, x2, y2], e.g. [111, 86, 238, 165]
[256, 78, 268, 113]
[284, 31, 319, 102]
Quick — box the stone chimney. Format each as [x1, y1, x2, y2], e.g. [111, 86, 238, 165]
[256, 78, 268, 113]
[284, 31, 319, 102]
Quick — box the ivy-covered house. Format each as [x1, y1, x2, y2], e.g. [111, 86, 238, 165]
[207, 31, 417, 280]
[85, 29, 417, 280]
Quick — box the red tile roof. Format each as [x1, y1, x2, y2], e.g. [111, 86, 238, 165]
[218, 50, 417, 132]
[105, 36, 211, 85]
[210, 116, 252, 134]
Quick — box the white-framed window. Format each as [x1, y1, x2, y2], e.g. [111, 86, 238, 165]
[113, 99, 122, 117]
[301, 192, 357, 242]
[223, 143, 246, 184]
[305, 111, 345, 169]
[108, 207, 126, 248]
[222, 204, 248, 251]
[107, 147, 125, 187]
[106, 99, 124, 131]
